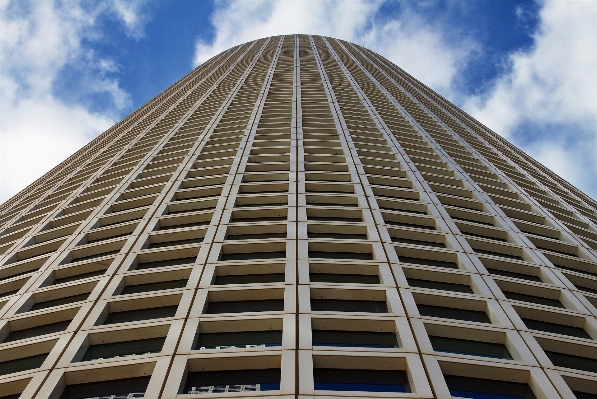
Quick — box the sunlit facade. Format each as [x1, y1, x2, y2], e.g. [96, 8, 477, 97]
[1, 34, 597, 399]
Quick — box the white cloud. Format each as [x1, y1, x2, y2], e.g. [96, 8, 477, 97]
[193, 0, 475, 94]
[464, 0, 597, 198]
[0, 0, 150, 202]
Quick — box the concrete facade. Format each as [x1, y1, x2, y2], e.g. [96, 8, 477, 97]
[0, 34, 596, 398]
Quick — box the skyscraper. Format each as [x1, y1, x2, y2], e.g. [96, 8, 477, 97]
[0, 34, 596, 398]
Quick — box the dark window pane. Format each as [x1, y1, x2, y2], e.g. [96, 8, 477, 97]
[119, 279, 187, 295]
[226, 233, 287, 240]
[474, 249, 523, 260]
[392, 237, 445, 248]
[59, 376, 150, 399]
[503, 291, 563, 308]
[206, 300, 284, 314]
[399, 256, 458, 269]
[3, 320, 70, 343]
[545, 351, 597, 373]
[214, 274, 285, 285]
[308, 252, 373, 260]
[308, 216, 361, 222]
[29, 293, 89, 312]
[102, 305, 178, 325]
[573, 391, 597, 399]
[429, 336, 512, 359]
[53, 270, 105, 285]
[417, 304, 491, 323]
[136, 257, 196, 270]
[0, 353, 48, 376]
[81, 337, 165, 361]
[312, 330, 398, 348]
[385, 220, 435, 230]
[407, 278, 473, 294]
[486, 268, 542, 282]
[521, 318, 591, 339]
[183, 369, 280, 394]
[310, 273, 380, 284]
[146, 238, 201, 249]
[231, 217, 287, 223]
[309, 233, 368, 240]
[445, 376, 536, 399]
[195, 331, 282, 349]
[70, 250, 119, 263]
[220, 251, 286, 261]
[311, 299, 388, 313]
[313, 369, 409, 392]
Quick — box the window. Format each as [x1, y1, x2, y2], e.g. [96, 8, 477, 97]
[53, 269, 105, 285]
[313, 369, 409, 392]
[521, 318, 591, 339]
[429, 336, 511, 359]
[392, 237, 445, 248]
[545, 351, 597, 373]
[136, 256, 196, 270]
[417, 305, 491, 323]
[503, 291, 563, 308]
[60, 376, 150, 399]
[485, 268, 541, 282]
[3, 320, 70, 343]
[80, 337, 165, 361]
[308, 251, 373, 260]
[0, 353, 48, 376]
[206, 300, 284, 314]
[312, 330, 398, 348]
[214, 273, 284, 285]
[444, 376, 536, 399]
[119, 279, 187, 295]
[310, 273, 379, 284]
[311, 299, 388, 313]
[183, 369, 280, 394]
[28, 293, 89, 312]
[407, 278, 473, 294]
[399, 256, 458, 269]
[195, 331, 282, 350]
[220, 251, 286, 261]
[102, 305, 178, 325]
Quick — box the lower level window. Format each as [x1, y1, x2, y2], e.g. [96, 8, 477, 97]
[445, 376, 536, 399]
[183, 369, 281, 394]
[313, 368, 409, 392]
[195, 330, 282, 350]
[429, 336, 512, 359]
[60, 376, 150, 399]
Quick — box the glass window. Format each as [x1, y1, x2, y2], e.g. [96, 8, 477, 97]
[206, 300, 284, 314]
[521, 318, 591, 339]
[399, 256, 458, 269]
[28, 293, 89, 312]
[313, 368, 409, 392]
[308, 252, 373, 260]
[136, 257, 196, 270]
[220, 252, 286, 261]
[3, 320, 70, 343]
[195, 330, 282, 350]
[407, 278, 473, 294]
[214, 274, 284, 285]
[417, 304, 491, 323]
[183, 369, 280, 394]
[312, 330, 398, 348]
[102, 305, 178, 325]
[545, 351, 597, 373]
[503, 292, 563, 308]
[119, 279, 187, 295]
[60, 376, 150, 399]
[485, 268, 541, 282]
[310, 273, 380, 284]
[80, 337, 165, 361]
[0, 353, 48, 376]
[429, 336, 511, 359]
[444, 375, 536, 399]
[311, 299, 388, 313]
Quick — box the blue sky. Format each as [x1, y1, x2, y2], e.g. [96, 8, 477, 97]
[1, 0, 596, 202]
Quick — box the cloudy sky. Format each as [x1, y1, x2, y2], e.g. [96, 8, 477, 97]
[1, 0, 596, 202]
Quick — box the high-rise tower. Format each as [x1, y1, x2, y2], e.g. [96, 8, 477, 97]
[0, 34, 596, 399]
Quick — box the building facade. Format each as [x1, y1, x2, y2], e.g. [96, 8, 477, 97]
[0, 34, 596, 398]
